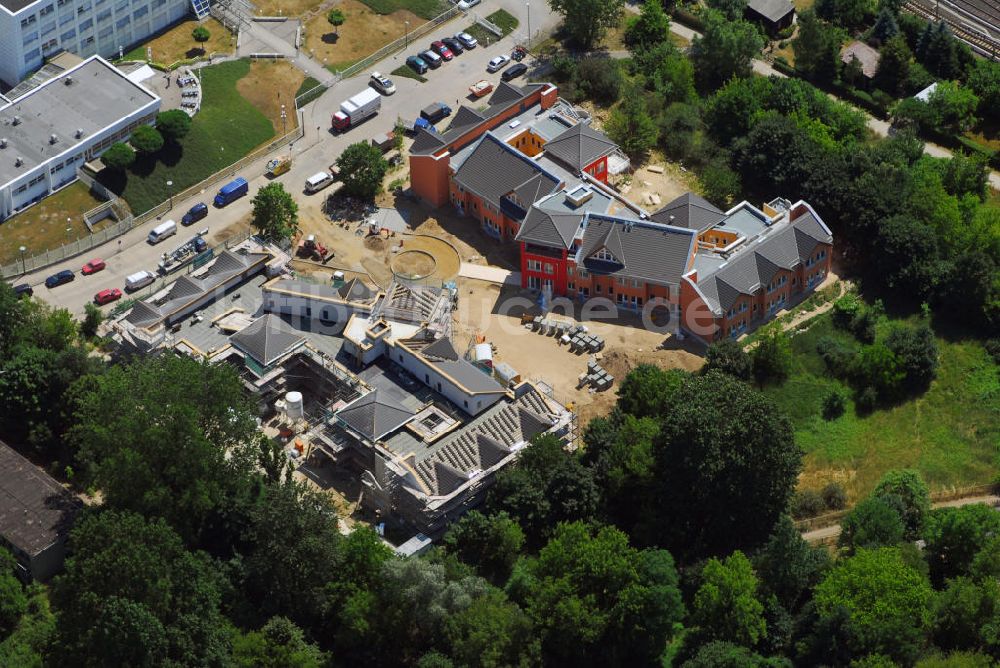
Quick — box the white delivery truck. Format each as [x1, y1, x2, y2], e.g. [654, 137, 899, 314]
[331, 88, 381, 132]
[148, 219, 177, 244]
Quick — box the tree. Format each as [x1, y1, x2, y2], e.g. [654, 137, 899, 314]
[636, 46, 695, 104]
[0, 549, 27, 635]
[814, 547, 933, 663]
[336, 141, 388, 201]
[251, 182, 299, 242]
[705, 338, 752, 381]
[876, 35, 912, 96]
[604, 88, 658, 160]
[702, 161, 742, 208]
[575, 58, 623, 106]
[872, 469, 931, 539]
[927, 81, 980, 134]
[924, 505, 1000, 586]
[792, 11, 841, 83]
[326, 8, 345, 34]
[231, 616, 328, 668]
[50, 510, 231, 666]
[614, 364, 685, 419]
[693, 551, 767, 646]
[707, 0, 748, 20]
[884, 324, 939, 394]
[515, 522, 684, 666]
[652, 371, 801, 559]
[815, 0, 876, 30]
[917, 21, 967, 80]
[80, 303, 102, 338]
[754, 515, 830, 612]
[751, 325, 792, 386]
[69, 355, 259, 543]
[192, 25, 210, 43]
[874, 214, 946, 301]
[871, 7, 900, 44]
[129, 124, 164, 155]
[624, 0, 671, 53]
[838, 497, 906, 553]
[442, 511, 524, 585]
[931, 577, 1000, 653]
[155, 109, 192, 143]
[681, 641, 784, 667]
[966, 59, 1000, 119]
[547, 0, 624, 49]
[100, 142, 135, 171]
[691, 11, 765, 89]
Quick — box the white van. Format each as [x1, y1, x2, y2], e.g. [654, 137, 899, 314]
[148, 220, 177, 245]
[305, 171, 334, 194]
[125, 270, 156, 292]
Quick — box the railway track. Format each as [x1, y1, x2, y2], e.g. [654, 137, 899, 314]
[905, 0, 1000, 58]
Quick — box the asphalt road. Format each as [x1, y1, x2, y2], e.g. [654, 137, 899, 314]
[22, 0, 559, 316]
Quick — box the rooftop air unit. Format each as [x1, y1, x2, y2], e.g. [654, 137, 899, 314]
[565, 184, 594, 207]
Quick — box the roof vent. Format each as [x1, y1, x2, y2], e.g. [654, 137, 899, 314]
[75, 128, 83, 138]
[669, 215, 675, 222]
[15, 156, 23, 167]
[49, 134, 57, 144]
[11, 116, 20, 126]
[64, 76, 73, 85]
[0, 138, 6, 148]
[624, 220, 635, 232]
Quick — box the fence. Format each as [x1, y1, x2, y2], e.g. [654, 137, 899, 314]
[338, 6, 462, 79]
[1, 122, 304, 281]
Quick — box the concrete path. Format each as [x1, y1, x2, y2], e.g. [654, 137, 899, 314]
[803, 494, 1000, 544]
[241, 18, 336, 83]
[459, 263, 520, 285]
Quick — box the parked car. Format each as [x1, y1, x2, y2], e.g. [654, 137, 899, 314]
[487, 54, 510, 72]
[81, 258, 106, 275]
[502, 62, 528, 81]
[94, 288, 122, 306]
[369, 71, 396, 95]
[125, 270, 156, 292]
[45, 269, 75, 289]
[430, 40, 454, 60]
[421, 49, 443, 68]
[456, 32, 478, 49]
[406, 55, 428, 74]
[181, 202, 208, 226]
[442, 37, 465, 54]
[13, 283, 32, 298]
[456, 0, 480, 8]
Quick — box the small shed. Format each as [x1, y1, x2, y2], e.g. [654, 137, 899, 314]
[840, 40, 881, 81]
[745, 0, 795, 33]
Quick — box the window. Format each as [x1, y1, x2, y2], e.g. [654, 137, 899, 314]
[566, 266, 574, 277]
[595, 283, 601, 294]
[42, 37, 57, 51]
[527, 276, 540, 289]
[631, 278, 641, 288]
[20, 15, 37, 27]
[82, 35, 94, 44]
[115, 15, 129, 27]
[40, 3, 54, 15]
[60, 27, 76, 40]
[592, 247, 617, 262]
[98, 24, 112, 37]
[543, 263, 553, 275]
[616, 277, 626, 286]
[23, 31, 38, 45]
[527, 259, 541, 272]
[114, 0, 127, 9]
[79, 17, 92, 29]
[304, 307, 312, 317]
[59, 11, 73, 24]
[133, 5, 147, 17]
[568, 282, 575, 291]
[97, 8, 111, 22]
[57, 0, 71, 6]
[24, 47, 41, 61]
[578, 268, 588, 279]
[41, 20, 56, 35]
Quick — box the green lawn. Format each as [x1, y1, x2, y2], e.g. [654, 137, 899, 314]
[356, 0, 445, 19]
[295, 76, 325, 106]
[463, 9, 519, 46]
[766, 312, 1000, 501]
[391, 64, 427, 83]
[99, 59, 274, 214]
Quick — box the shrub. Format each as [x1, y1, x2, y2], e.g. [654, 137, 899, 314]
[884, 324, 939, 393]
[792, 489, 826, 519]
[856, 386, 878, 413]
[832, 293, 863, 329]
[822, 388, 847, 420]
[751, 326, 792, 386]
[192, 25, 210, 43]
[816, 336, 855, 376]
[130, 124, 164, 155]
[576, 58, 622, 106]
[986, 339, 1000, 365]
[821, 482, 848, 510]
[704, 339, 752, 380]
[101, 142, 135, 171]
[80, 304, 103, 338]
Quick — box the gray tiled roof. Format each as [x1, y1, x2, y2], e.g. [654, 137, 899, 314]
[488, 81, 528, 106]
[410, 128, 447, 155]
[452, 133, 562, 207]
[543, 122, 618, 172]
[338, 277, 376, 302]
[402, 332, 505, 395]
[648, 193, 726, 234]
[515, 206, 584, 249]
[231, 314, 306, 367]
[695, 209, 833, 313]
[0, 440, 81, 559]
[336, 390, 415, 442]
[576, 213, 697, 286]
[447, 106, 487, 133]
[747, 0, 794, 22]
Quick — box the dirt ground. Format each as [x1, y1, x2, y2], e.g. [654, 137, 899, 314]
[620, 152, 703, 209]
[126, 17, 235, 63]
[236, 60, 306, 132]
[0, 182, 109, 265]
[254, 0, 328, 17]
[304, 0, 422, 69]
[451, 280, 705, 426]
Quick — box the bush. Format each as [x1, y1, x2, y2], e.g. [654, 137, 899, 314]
[130, 125, 164, 155]
[192, 25, 210, 43]
[155, 109, 192, 143]
[704, 339, 752, 380]
[822, 388, 847, 420]
[80, 304, 103, 338]
[821, 482, 848, 510]
[986, 339, 1000, 365]
[816, 336, 855, 376]
[751, 326, 792, 386]
[884, 323, 939, 393]
[576, 58, 622, 106]
[101, 142, 135, 171]
[856, 386, 878, 413]
[792, 489, 826, 519]
[701, 160, 741, 208]
[832, 293, 863, 328]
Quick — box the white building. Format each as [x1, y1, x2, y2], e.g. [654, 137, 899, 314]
[0, 54, 160, 222]
[0, 0, 193, 88]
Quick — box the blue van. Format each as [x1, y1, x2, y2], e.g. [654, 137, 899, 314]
[214, 177, 249, 207]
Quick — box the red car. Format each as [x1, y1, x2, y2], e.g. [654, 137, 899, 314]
[94, 288, 122, 305]
[431, 41, 454, 61]
[82, 258, 106, 275]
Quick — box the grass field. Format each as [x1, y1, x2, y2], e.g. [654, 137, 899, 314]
[253, 0, 325, 16]
[357, 0, 445, 19]
[306, 0, 421, 71]
[767, 312, 1000, 502]
[100, 59, 275, 214]
[0, 183, 108, 265]
[235, 60, 305, 131]
[295, 76, 325, 105]
[391, 64, 427, 82]
[463, 9, 519, 46]
[123, 17, 234, 64]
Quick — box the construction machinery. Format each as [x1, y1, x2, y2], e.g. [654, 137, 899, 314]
[296, 234, 330, 262]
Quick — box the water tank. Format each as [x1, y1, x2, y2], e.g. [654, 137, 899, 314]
[285, 391, 304, 420]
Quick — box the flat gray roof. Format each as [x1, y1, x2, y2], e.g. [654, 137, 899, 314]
[0, 55, 158, 189]
[1, 0, 40, 13]
[718, 207, 769, 238]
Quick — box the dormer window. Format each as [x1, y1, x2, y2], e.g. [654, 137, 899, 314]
[592, 247, 618, 263]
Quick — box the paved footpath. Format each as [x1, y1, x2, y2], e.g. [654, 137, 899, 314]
[24, 0, 558, 316]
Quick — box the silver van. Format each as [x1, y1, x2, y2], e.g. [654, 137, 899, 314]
[125, 270, 156, 292]
[148, 220, 177, 245]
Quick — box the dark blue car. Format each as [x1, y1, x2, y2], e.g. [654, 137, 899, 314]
[406, 55, 428, 74]
[45, 269, 75, 289]
[181, 202, 208, 226]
